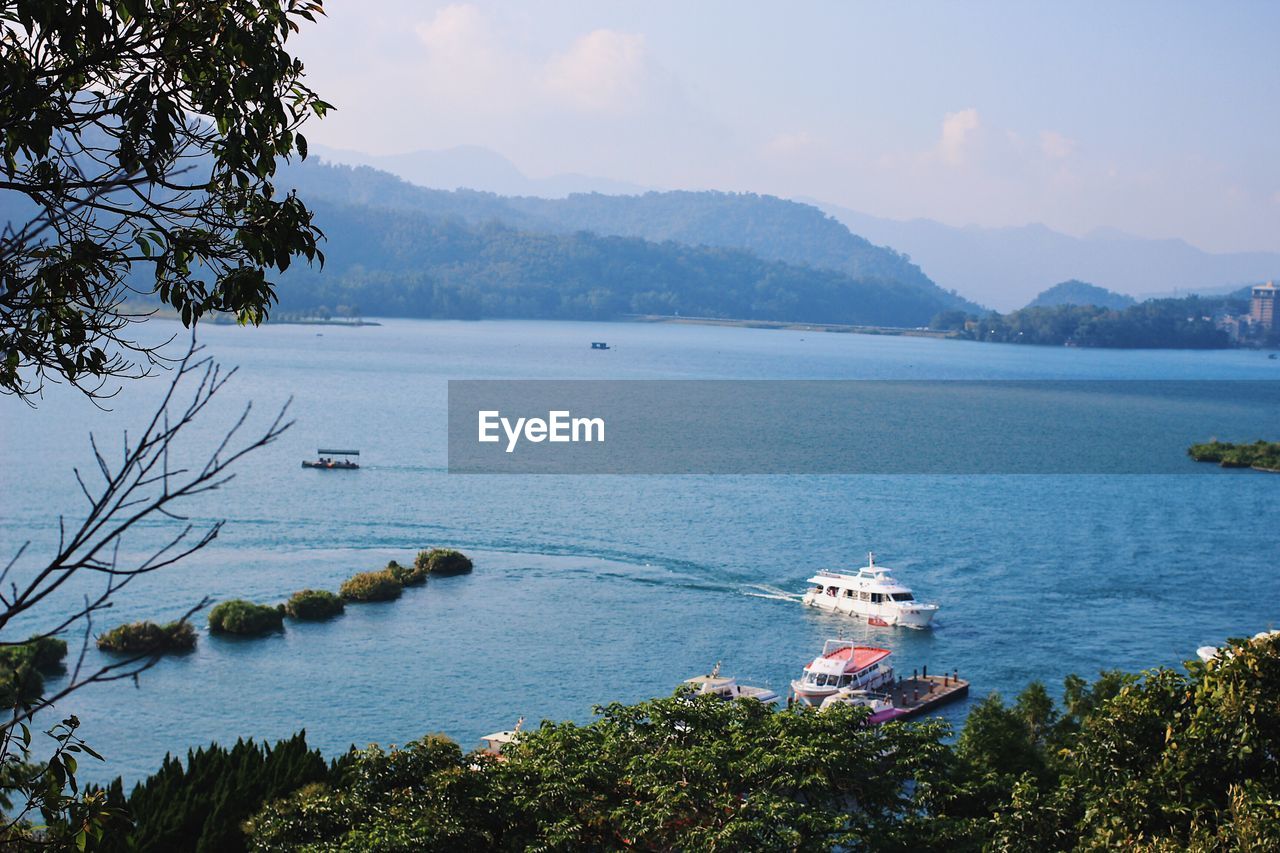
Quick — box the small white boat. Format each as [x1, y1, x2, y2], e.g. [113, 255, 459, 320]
[683, 665, 780, 704]
[818, 688, 908, 724]
[477, 717, 523, 760]
[1197, 629, 1280, 662]
[802, 552, 939, 629]
[791, 639, 894, 706]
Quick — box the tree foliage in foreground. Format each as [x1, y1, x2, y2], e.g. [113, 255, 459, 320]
[60, 633, 1280, 850]
[0, 0, 329, 399]
[246, 698, 949, 852]
[93, 733, 331, 853]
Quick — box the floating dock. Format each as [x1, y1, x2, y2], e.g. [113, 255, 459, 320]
[887, 671, 969, 718]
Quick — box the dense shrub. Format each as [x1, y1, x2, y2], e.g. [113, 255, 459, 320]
[208, 600, 285, 636]
[285, 589, 345, 620]
[97, 621, 197, 654]
[417, 548, 474, 577]
[339, 569, 402, 602]
[386, 559, 428, 587]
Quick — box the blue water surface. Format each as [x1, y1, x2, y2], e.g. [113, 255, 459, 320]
[1, 318, 1277, 784]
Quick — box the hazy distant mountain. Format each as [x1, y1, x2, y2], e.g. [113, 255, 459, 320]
[270, 160, 976, 326]
[274, 201, 969, 327]
[281, 160, 980, 318]
[311, 144, 649, 198]
[502, 192, 982, 312]
[1026, 280, 1135, 310]
[815, 202, 1280, 311]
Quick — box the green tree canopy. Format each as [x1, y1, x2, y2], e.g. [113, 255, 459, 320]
[246, 695, 951, 852]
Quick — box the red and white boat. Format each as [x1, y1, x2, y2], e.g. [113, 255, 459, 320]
[790, 639, 895, 706]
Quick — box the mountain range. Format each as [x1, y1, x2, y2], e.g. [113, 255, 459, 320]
[275, 159, 979, 325]
[311, 144, 650, 198]
[315, 143, 1280, 311]
[816, 202, 1280, 311]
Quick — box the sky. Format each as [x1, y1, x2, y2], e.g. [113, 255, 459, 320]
[292, 1, 1280, 254]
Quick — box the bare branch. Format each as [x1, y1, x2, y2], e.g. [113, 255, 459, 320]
[0, 338, 290, 738]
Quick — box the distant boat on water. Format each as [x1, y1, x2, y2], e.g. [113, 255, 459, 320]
[591, 341, 610, 350]
[302, 449, 360, 470]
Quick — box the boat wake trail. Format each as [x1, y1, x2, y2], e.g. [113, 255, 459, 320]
[742, 584, 803, 603]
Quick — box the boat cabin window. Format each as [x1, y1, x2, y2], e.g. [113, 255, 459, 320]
[859, 591, 871, 601]
[838, 674, 852, 687]
[844, 589, 856, 598]
[870, 593, 883, 603]
[890, 592, 914, 602]
[826, 586, 838, 596]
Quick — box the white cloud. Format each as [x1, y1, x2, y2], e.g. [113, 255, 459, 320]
[412, 4, 514, 106]
[1039, 130, 1076, 159]
[409, 9, 654, 117]
[414, 3, 485, 54]
[764, 130, 823, 157]
[938, 108, 980, 165]
[543, 29, 649, 112]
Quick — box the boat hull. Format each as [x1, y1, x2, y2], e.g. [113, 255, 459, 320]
[790, 681, 838, 706]
[802, 591, 937, 628]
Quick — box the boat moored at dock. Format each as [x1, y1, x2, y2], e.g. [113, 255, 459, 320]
[818, 688, 907, 724]
[802, 552, 939, 628]
[477, 718, 524, 760]
[790, 640, 894, 706]
[683, 667, 780, 704]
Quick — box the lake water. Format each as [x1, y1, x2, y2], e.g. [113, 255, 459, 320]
[1, 318, 1278, 784]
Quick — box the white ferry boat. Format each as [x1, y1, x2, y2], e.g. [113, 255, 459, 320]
[790, 640, 894, 706]
[802, 552, 939, 629]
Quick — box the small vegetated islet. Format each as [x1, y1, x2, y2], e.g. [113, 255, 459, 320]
[285, 589, 346, 620]
[0, 635, 67, 709]
[386, 559, 428, 587]
[98, 620, 197, 654]
[208, 600, 285, 636]
[417, 547, 474, 576]
[340, 569, 403, 602]
[1188, 439, 1280, 471]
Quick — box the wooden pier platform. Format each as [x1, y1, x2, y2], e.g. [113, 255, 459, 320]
[887, 673, 970, 718]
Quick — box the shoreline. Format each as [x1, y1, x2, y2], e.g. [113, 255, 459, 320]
[621, 313, 958, 339]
